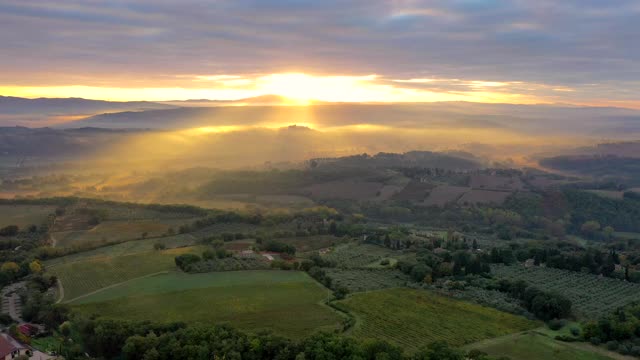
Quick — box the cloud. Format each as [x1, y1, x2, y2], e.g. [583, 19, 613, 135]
[0, 0, 637, 106]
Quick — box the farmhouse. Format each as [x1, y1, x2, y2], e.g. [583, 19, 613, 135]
[0, 333, 32, 359]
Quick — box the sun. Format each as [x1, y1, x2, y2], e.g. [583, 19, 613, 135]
[257, 73, 318, 103]
[256, 73, 379, 104]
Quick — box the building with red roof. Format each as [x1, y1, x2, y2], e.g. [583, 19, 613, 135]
[0, 333, 32, 359]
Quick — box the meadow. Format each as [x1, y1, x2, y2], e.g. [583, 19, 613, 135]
[492, 265, 640, 318]
[466, 331, 619, 360]
[0, 204, 55, 228]
[44, 233, 198, 266]
[71, 271, 343, 338]
[336, 288, 538, 352]
[52, 218, 193, 248]
[47, 246, 203, 301]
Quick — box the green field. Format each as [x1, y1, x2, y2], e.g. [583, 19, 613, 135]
[71, 271, 343, 338]
[492, 265, 640, 318]
[45, 233, 198, 266]
[0, 204, 54, 228]
[53, 218, 193, 248]
[48, 246, 203, 302]
[336, 288, 538, 352]
[466, 331, 617, 360]
[324, 268, 409, 292]
[323, 243, 399, 268]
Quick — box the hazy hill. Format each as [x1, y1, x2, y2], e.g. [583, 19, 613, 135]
[0, 96, 175, 127]
[64, 102, 640, 138]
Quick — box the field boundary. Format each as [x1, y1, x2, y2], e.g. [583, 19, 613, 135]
[64, 270, 170, 304]
[463, 327, 635, 360]
[55, 278, 64, 304]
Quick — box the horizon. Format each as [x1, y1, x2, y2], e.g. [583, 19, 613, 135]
[1, 1, 639, 108]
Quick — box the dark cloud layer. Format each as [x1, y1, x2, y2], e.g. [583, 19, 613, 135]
[0, 0, 638, 102]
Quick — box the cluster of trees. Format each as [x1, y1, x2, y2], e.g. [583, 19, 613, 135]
[397, 248, 490, 284]
[583, 303, 640, 356]
[260, 240, 296, 255]
[185, 206, 341, 232]
[349, 187, 640, 243]
[0, 225, 19, 237]
[0, 259, 44, 287]
[490, 242, 628, 281]
[488, 279, 572, 321]
[174, 254, 202, 271]
[65, 318, 505, 360]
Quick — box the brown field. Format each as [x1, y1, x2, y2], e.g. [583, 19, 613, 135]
[393, 180, 435, 201]
[224, 239, 256, 251]
[277, 235, 344, 253]
[304, 180, 383, 200]
[458, 189, 512, 205]
[526, 177, 564, 189]
[470, 174, 524, 191]
[374, 185, 404, 200]
[586, 190, 624, 199]
[0, 204, 55, 228]
[423, 185, 470, 206]
[256, 195, 315, 206]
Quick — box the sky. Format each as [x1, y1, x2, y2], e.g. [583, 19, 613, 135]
[0, 0, 638, 107]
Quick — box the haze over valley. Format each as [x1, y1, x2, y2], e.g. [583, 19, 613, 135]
[1, 1, 640, 359]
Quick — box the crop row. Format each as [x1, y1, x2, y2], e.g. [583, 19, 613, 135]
[492, 264, 640, 318]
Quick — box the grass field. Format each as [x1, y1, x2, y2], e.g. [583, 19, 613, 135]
[53, 218, 192, 248]
[336, 288, 538, 352]
[466, 331, 618, 360]
[0, 204, 54, 228]
[71, 271, 343, 338]
[47, 246, 203, 301]
[45, 233, 198, 266]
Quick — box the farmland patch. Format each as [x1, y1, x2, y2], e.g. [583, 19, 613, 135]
[336, 288, 537, 352]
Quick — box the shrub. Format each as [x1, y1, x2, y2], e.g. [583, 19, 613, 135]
[547, 318, 565, 330]
[174, 254, 201, 271]
[606, 341, 619, 351]
[570, 327, 580, 336]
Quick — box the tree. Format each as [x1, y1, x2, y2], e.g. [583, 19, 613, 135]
[414, 341, 464, 360]
[29, 260, 42, 274]
[328, 221, 338, 235]
[0, 225, 18, 237]
[174, 254, 201, 271]
[59, 321, 72, 337]
[410, 264, 431, 283]
[1, 262, 19, 277]
[581, 220, 601, 238]
[603, 226, 615, 239]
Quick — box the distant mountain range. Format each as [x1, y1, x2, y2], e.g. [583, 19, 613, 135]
[0, 96, 174, 115]
[0, 95, 323, 126]
[59, 101, 640, 138]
